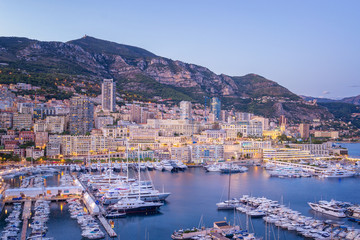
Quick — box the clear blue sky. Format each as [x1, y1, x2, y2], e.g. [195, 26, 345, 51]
[1, 0, 360, 99]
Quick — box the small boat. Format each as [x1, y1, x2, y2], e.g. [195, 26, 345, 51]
[154, 163, 164, 171]
[162, 161, 174, 171]
[247, 209, 266, 218]
[105, 209, 126, 218]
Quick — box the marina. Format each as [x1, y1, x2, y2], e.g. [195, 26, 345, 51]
[0, 144, 359, 239]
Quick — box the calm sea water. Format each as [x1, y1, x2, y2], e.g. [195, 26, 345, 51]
[340, 143, 360, 157]
[0, 143, 359, 240]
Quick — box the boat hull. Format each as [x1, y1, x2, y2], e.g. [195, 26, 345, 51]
[308, 202, 346, 218]
[103, 193, 171, 205]
[109, 206, 161, 215]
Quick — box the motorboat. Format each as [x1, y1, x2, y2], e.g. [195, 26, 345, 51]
[154, 163, 164, 171]
[216, 199, 241, 210]
[206, 164, 221, 172]
[321, 168, 355, 178]
[105, 209, 126, 218]
[162, 161, 174, 171]
[247, 209, 266, 218]
[220, 164, 247, 173]
[308, 200, 347, 218]
[81, 228, 105, 239]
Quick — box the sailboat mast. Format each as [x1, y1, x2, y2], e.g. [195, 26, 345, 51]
[228, 162, 232, 204]
[109, 149, 111, 185]
[138, 144, 141, 200]
[126, 141, 129, 181]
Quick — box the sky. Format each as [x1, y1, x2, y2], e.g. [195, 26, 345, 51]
[1, 0, 360, 99]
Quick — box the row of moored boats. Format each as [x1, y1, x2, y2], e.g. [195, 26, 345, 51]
[27, 200, 53, 240]
[217, 195, 360, 240]
[67, 198, 105, 239]
[1, 203, 22, 240]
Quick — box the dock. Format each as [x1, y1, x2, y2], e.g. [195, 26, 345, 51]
[74, 175, 116, 238]
[21, 200, 32, 240]
[98, 215, 117, 238]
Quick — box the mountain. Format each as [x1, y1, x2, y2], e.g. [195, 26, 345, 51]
[342, 95, 360, 105]
[300, 95, 339, 103]
[0, 36, 332, 120]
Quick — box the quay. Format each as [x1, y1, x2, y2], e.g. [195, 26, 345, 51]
[98, 215, 117, 238]
[172, 223, 240, 240]
[347, 157, 360, 162]
[73, 175, 117, 238]
[21, 200, 32, 240]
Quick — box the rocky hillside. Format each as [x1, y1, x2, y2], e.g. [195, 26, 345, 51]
[342, 95, 360, 105]
[0, 36, 332, 120]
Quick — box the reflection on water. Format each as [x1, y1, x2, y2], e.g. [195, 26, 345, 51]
[112, 167, 359, 240]
[0, 165, 359, 239]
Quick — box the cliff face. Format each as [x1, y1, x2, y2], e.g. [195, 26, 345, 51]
[0, 36, 333, 120]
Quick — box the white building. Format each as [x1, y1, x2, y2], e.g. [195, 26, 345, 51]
[147, 119, 199, 137]
[191, 145, 224, 163]
[179, 101, 192, 120]
[263, 148, 314, 162]
[220, 120, 263, 139]
[289, 142, 332, 157]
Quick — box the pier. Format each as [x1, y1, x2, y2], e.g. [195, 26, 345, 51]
[73, 175, 117, 238]
[21, 200, 32, 240]
[98, 215, 117, 238]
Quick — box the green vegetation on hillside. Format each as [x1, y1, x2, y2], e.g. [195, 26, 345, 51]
[319, 102, 360, 128]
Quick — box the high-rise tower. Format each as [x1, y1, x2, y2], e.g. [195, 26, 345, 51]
[101, 79, 116, 112]
[180, 101, 192, 120]
[211, 97, 221, 121]
[69, 96, 94, 135]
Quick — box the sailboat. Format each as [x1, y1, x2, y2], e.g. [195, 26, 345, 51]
[216, 163, 241, 210]
[106, 144, 163, 215]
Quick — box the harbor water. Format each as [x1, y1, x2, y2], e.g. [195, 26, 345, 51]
[0, 143, 360, 239]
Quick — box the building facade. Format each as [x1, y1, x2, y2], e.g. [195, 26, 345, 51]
[69, 96, 94, 135]
[101, 79, 116, 112]
[180, 101, 192, 120]
[211, 97, 221, 121]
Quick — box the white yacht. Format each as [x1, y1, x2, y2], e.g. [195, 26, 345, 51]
[308, 200, 346, 217]
[162, 161, 174, 171]
[206, 164, 221, 172]
[220, 164, 247, 173]
[154, 163, 164, 171]
[321, 168, 355, 178]
[101, 187, 171, 205]
[216, 199, 241, 210]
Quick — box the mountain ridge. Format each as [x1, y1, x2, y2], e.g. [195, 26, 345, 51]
[0, 35, 332, 120]
[300, 95, 360, 105]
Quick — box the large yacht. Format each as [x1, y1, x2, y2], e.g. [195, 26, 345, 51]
[321, 168, 355, 178]
[308, 200, 347, 217]
[220, 164, 248, 173]
[101, 187, 171, 205]
[107, 198, 163, 214]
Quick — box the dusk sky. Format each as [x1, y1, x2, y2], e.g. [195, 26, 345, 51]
[1, 0, 360, 99]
